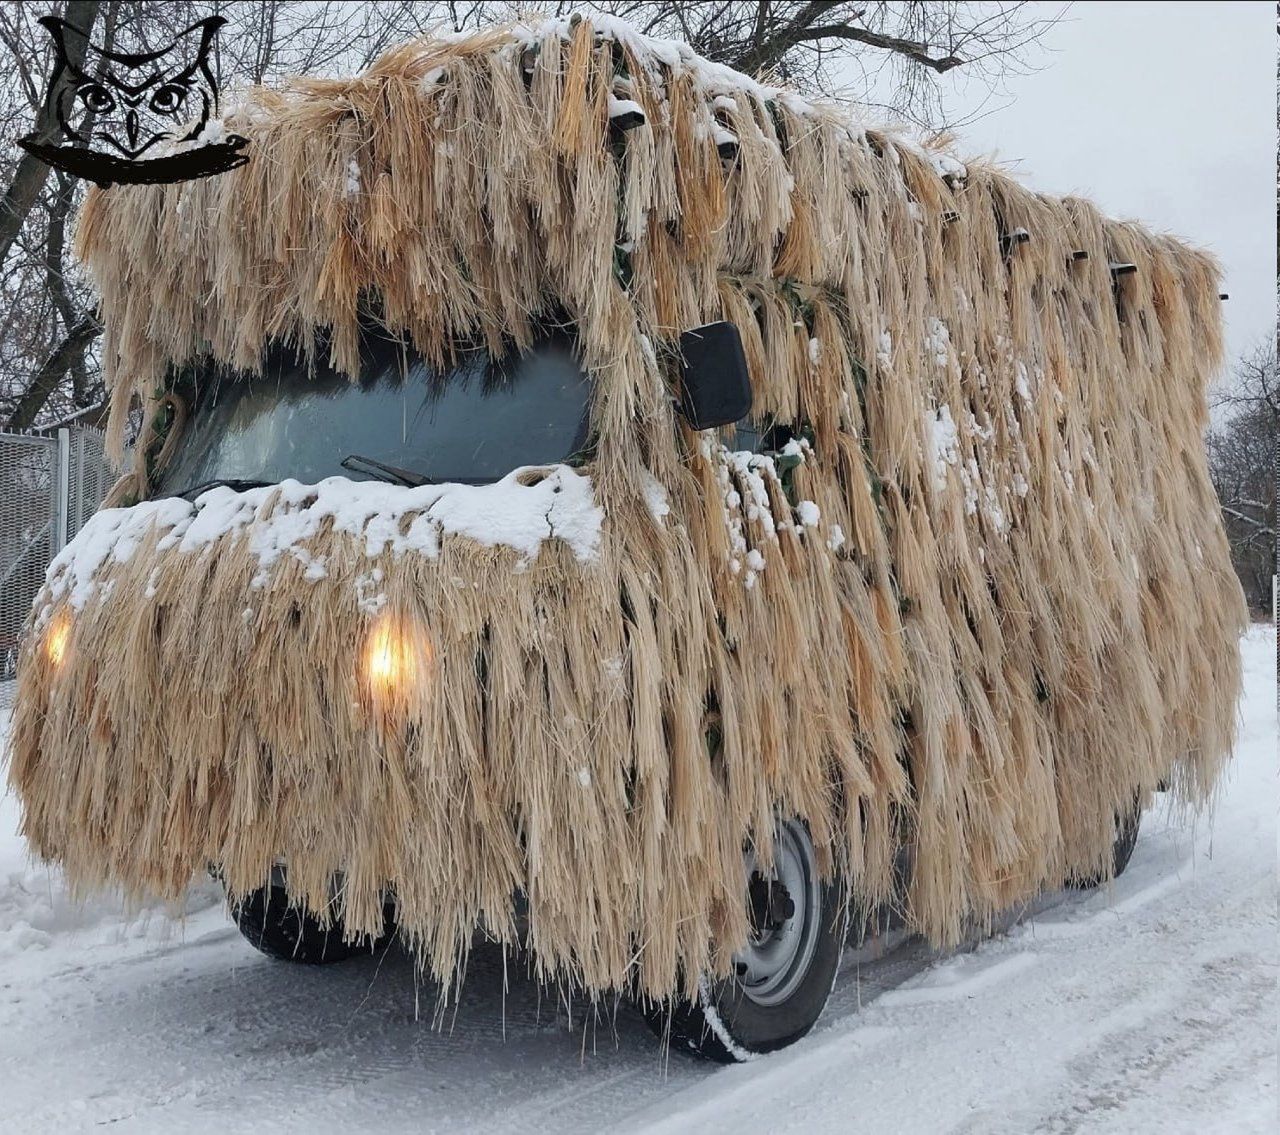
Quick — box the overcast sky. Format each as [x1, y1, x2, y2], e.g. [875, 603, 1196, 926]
[920, 1, 1274, 378]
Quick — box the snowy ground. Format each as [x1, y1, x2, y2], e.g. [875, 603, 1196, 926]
[0, 626, 1274, 1134]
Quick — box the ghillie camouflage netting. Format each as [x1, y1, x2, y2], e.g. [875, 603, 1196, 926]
[10, 15, 1246, 1002]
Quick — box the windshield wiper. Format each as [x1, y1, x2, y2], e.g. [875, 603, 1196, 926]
[177, 477, 273, 501]
[340, 453, 434, 487]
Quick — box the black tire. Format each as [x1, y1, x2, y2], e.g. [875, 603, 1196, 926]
[644, 819, 846, 1063]
[1068, 796, 1142, 889]
[230, 884, 392, 964]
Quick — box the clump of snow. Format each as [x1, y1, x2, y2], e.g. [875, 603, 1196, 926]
[929, 150, 967, 181]
[640, 471, 671, 523]
[876, 329, 893, 367]
[774, 90, 816, 118]
[796, 500, 821, 527]
[152, 117, 239, 158]
[40, 467, 603, 624]
[982, 483, 1005, 532]
[780, 437, 809, 461]
[967, 411, 993, 443]
[723, 449, 780, 540]
[925, 318, 951, 368]
[344, 158, 361, 196]
[706, 439, 792, 587]
[607, 96, 645, 123]
[355, 568, 387, 614]
[292, 547, 329, 582]
[743, 547, 766, 589]
[1014, 360, 1033, 402]
[926, 404, 960, 491]
[808, 337, 823, 365]
[712, 126, 738, 150]
[198, 118, 225, 145]
[892, 133, 968, 184]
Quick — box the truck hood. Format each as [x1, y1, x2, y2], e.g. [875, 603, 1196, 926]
[7, 465, 757, 998]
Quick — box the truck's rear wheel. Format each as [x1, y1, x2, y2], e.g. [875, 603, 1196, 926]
[1068, 797, 1143, 889]
[230, 884, 391, 964]
[645, 819, 845, 1062]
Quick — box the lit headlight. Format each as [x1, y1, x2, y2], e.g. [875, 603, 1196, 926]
[362, 613, 431, 696]
[44, 611, 71, 667]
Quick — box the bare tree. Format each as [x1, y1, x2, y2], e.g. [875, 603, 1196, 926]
[0, 0, 119, 430]
[571, 1, 1065, 125]
[0, 0, 474, 430]
[0, 0, 99, 268]
[0, 0, 1063, 432]
[1208, 341, 1277, 614]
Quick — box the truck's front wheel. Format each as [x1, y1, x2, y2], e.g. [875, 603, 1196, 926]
[230, 885, 391, 964]
[1068, 796, 1143, 889]
[645, 819, 845, 1062]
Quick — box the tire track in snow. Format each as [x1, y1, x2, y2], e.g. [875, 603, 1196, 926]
[1022, 950, 1275, 1134]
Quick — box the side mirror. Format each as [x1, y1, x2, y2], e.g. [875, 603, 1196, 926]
[676, 321, 753, 430]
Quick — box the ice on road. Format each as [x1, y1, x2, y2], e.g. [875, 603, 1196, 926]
[0, 626, 1274, 1133]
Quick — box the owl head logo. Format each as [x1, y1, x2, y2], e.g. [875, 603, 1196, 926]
[20, 14, 249, 188]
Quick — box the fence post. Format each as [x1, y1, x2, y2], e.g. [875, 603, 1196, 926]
[54, 427, 70, 552]
[72, 428, 85, 537]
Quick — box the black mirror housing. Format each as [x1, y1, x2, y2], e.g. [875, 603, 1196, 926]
[676, 321, 753, 430]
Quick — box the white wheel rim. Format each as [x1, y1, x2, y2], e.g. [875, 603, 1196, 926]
[734, 820, 822, 1007]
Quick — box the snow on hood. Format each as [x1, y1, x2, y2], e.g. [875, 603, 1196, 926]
[41, 466, 604, 616]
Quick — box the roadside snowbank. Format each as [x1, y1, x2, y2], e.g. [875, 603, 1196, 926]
[0, 700, 223, 979]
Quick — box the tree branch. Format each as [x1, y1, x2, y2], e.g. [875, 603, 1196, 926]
[728, 4, 970, 78]
[796, 22, 965, 72]
[1221, 505, 1275, 535]
[0, 0, 100, 270]
[4, 315, 101, 430]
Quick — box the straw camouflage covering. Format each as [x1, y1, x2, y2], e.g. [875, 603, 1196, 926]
[10, 14, 1246, 1001]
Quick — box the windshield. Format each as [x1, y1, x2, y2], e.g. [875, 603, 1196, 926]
[154, 323, 592, 496]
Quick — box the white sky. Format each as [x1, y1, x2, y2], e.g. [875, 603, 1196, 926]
[920, 1, 1275, 375]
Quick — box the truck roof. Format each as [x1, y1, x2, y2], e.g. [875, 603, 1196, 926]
[78, 12, 1223, 454]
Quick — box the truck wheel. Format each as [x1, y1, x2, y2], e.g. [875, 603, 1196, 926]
[230, 885, 391, 964]
[1068, 797, 1143, 889]
[644, 819, 845, 1062]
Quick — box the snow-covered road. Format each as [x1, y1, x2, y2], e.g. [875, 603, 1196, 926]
[1, 626, 1274, 1134]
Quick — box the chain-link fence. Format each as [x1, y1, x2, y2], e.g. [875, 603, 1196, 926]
[1, 426, 112, 681]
